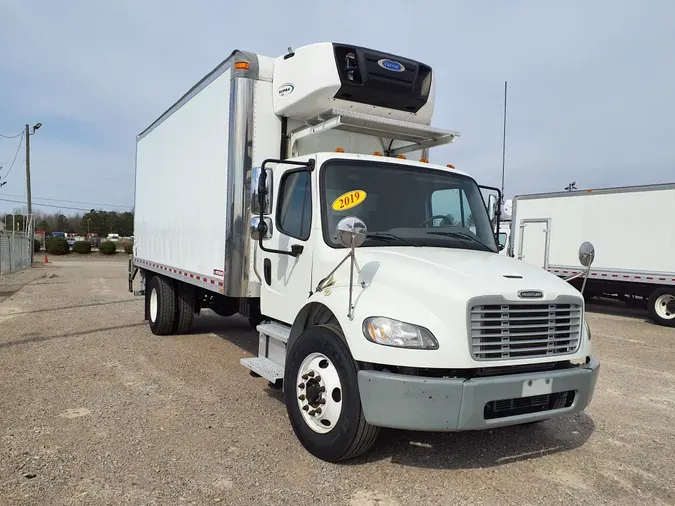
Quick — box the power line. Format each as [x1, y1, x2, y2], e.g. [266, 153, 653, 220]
[0, 131, 24, 139]
[0, 197, 125, 213]
[0, 132, 25, 183]
[0, 192, 132, 210]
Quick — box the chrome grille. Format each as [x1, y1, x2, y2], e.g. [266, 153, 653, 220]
[469, 298, 583, 361]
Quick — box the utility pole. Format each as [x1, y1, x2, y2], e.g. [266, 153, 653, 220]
[25, 122, 42, 264]
[25, 124, 32, 262]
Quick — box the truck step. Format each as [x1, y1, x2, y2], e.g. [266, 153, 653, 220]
[257, 321, 291, 344]
[240, 357, 284, 383]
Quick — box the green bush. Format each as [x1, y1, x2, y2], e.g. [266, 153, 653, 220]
[45, 236, 69, 255]
[72, 241, 92, 254]
[98, 240, 117, 255]
[124, 241, 133, 254]
[33, 239, 41, 253]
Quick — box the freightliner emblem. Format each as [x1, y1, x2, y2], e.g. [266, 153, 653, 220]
[518, 290, 543, 299]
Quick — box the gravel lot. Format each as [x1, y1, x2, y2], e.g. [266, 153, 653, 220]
[1, 256, 674, 505]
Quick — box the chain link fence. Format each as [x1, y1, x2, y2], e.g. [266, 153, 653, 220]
[0, 231, 31, 275]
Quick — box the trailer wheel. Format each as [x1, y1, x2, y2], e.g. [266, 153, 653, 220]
[148, 275, 176, 335]
[172, 282, 195, 334]
[283, 325, 379, 462]
[647, 287, 675, 327]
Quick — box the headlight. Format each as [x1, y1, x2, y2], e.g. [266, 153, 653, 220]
[363, 317, 439, 349]
[584, 319, 591, 341]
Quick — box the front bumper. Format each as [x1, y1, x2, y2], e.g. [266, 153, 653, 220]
[357, 356, 600, 431]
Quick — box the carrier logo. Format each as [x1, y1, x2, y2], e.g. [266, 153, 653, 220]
[377, 59, 405, 72]
[277, 83, 294, 97]
[518, 290, 543, 299]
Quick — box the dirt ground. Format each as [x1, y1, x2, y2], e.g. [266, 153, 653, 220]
[1, 255, 674, 505]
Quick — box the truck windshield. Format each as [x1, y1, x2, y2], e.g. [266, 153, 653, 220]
[321, 159, 498, 252]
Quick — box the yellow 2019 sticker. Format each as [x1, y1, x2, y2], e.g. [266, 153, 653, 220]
[332, 190, 367, 211]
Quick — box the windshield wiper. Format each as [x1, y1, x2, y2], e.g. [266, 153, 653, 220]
[425, 231, 493, 251]
[366, 233, 420, 247]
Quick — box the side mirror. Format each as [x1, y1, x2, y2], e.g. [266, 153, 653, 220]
[251, 167, 273, 215]
[335, 216, 367, 249]
[487, 194, 497, 223]
[578, 241, 595, 267]
[250, 216, 272, 241]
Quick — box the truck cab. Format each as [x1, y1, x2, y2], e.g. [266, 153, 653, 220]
[130, 42, 600, 463]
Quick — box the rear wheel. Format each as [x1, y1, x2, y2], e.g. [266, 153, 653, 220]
[148, 275, 176, 335]
[172, 282, 195, 334]
[648, 287, 675, 327]
[283, 325, 379, 462]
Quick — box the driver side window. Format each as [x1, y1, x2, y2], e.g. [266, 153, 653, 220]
[431, 189, 457, 226]
[431, 188, 474, 229]
[277, 170, 312, 240]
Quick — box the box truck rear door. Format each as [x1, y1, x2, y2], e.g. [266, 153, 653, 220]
[517, 218, 551, 269]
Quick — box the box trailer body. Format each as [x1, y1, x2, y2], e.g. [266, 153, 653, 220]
[130, 42, 599, 462]
[509, 184, 675, 326]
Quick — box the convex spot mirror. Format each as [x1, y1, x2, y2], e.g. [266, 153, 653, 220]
[335, 216, 367, 249]
[250, 216, 272, 241]
[578, 241, 595, 267]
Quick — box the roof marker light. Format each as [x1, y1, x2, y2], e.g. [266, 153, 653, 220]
[335, 147, 344, 153]
[234, 62, 250, 70]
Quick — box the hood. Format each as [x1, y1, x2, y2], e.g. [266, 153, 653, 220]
[354, 246, 581, 302]
[313, 245, 589, 370]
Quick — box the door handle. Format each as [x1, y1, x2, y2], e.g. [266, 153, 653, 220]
[263, 258, 272, 286]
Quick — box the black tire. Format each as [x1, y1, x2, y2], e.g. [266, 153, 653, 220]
[647, 287, 675, 327]
[148, 275, 176, 335]
[172, 282, 195, 334]
[283, 325, 380, 462]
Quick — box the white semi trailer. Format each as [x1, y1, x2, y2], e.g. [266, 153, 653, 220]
[129, 42, 600, 462]
[509, 184, 675, 327]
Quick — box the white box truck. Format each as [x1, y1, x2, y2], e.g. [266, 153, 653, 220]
[129, 42, 600, 462]
[509, 184, 675, 327]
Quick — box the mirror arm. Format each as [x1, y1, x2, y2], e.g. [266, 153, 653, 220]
[256, 158, 315, 258]
[579, 263, 592, 295]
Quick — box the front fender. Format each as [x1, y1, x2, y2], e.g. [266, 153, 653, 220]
[292, 282, 464, 369]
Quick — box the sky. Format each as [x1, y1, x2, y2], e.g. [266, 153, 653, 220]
[1, 0, 674, 216]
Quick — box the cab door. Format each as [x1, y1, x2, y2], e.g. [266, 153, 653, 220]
[258, 163, 316, 324]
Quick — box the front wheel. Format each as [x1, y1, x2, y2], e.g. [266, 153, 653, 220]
[647, 287, 675, 327]
[283, 325, 379, 462]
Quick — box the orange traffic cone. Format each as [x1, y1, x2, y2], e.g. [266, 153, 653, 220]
[44, 253, 49, 263]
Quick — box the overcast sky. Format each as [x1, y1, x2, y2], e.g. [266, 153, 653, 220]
[1, 0, 674, 215]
